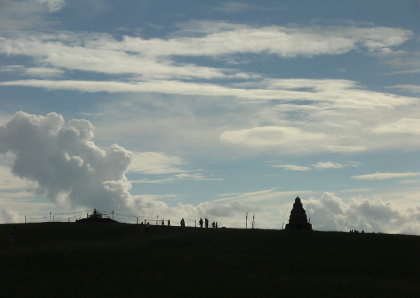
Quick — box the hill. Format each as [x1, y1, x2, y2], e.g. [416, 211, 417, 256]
[0, 223, 419, 297]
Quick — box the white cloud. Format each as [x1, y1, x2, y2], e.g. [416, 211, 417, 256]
[25, 67, 64, 78]
[388, 85, 420, 94]
[118, 22, 411, 58]
[0, 111, 133, 211]
[312, 161, 346, 169]
[220, 126, 327, 152]
[0, 0, 65, 30]
[0, 165, 34, 191]
[373, 118, 420, 135]
[305, 192, 419, 234]
[273, 164, 311, 171]
[0, 23, 412, 81]
[352, 172, 420, 180]
[129, 152, 185, 175]
[214, 2, 267, 13]
[36, 0, 66, 12]
[0, 209, 22, 223]
[0, 65, 64, 78]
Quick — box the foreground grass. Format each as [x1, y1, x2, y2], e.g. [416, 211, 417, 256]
[0, 223, 419, 297]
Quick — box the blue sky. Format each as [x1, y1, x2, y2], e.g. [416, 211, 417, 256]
[0, 0, 419, 234]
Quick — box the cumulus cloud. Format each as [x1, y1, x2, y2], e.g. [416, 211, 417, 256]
[305, 193, 420, 234]
[0, 111, 133, 211]
[0, 112, 240, 223]
[0, 209, 22, 223]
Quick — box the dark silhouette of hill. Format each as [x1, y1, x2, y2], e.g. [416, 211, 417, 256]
[0, 223, 419, 297]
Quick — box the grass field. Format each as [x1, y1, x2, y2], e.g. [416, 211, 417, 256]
[0, 223, 419, 297]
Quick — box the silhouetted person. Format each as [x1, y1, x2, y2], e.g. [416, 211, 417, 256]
[168, 219, 170, 226]
[205, 218, 209, 228]
[215, 222, 218, 228]
[212, 222, 215, 228]
[180, 218, 185, 227]
[199, 218, 203, 228]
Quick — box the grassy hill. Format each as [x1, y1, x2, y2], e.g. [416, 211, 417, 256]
[0, 223, 419, 297]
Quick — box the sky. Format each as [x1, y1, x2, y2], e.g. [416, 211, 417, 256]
[0, 0, 419, 234]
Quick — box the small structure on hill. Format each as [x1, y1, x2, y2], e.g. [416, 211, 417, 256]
[285, 197, 312, 231]
[76, 209, 118, 223]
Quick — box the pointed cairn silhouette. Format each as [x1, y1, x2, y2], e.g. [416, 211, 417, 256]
[285, 197, 312, 231]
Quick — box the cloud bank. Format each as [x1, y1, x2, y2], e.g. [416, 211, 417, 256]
[305, 193, 420, 235]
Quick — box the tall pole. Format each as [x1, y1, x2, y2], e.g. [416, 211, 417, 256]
[49, 212, 51, 222]
[24, 215, 26, 224]
[252, 214, 255, 229]
[246, 212, 248, 229]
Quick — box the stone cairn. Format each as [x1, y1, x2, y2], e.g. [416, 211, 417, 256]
[285, 197, 312, 230]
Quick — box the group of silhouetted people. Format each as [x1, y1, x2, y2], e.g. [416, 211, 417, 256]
[178, 218, 218, 228]
[198, 218, 217, 229]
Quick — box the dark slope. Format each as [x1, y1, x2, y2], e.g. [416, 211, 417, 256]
[1, 223, 419, 297]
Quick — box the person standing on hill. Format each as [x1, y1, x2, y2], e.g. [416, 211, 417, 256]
[180, 218, 185, 227]
[205, 218, 209, 228]
[199, 218, 203, 228]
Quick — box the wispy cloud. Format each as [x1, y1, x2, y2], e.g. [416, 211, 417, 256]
[128, 152, 185, 175]
[388, 85, 420, 94]
[0, 65, 64, 78]
[273, 161, 360, 171]
[313, 161, 348, 169]
[0, 23, 411, 81]
[214, 2, 268, 13]
[273, 164, 311, 171]
[352, 172, 420, 180]
[373, 118, 420, 135]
